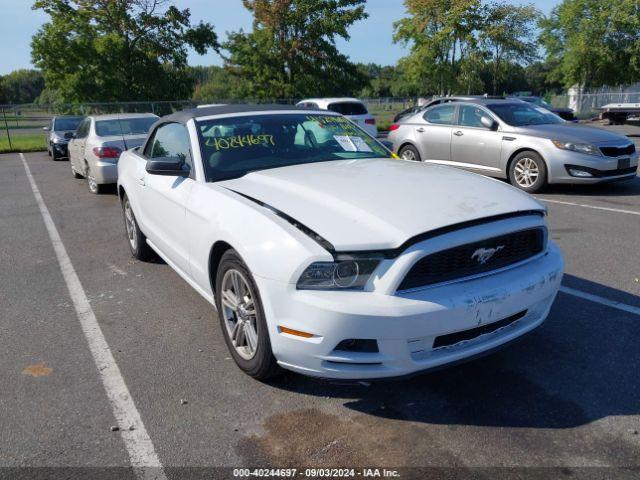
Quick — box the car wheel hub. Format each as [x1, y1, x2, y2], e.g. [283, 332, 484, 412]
[221, 269, 258, 360]
[514, 158, 539, 187]
[124, 202, 137, 250]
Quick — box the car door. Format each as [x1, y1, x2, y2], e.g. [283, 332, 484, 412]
[69, 118, 89, 172]
[138, 122, 194, 275]
[416, 104, 457, 162]
[450, 104, 503, 175]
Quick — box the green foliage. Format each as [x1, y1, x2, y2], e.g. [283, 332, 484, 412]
[31, 0, 219, 103]
[0, 70, 45, 104]
[223, 0, 369, 99]
[190, 66, 244, 101]
[539, 0, 640, 88]
[393, 0, 540, 96]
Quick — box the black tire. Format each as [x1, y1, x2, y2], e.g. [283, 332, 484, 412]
[121, 194, 155, 261]
[398, 144, 421, 162]
[52, 149, 61, 161]
[47, 146, 52, 157]
[215, 250, 280, 380]
[508, 151, 548, 193]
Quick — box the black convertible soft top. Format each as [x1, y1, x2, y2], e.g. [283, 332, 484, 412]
[162, 104, 326, 125]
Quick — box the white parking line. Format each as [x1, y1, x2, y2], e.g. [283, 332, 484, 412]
[19, 154, 166, 480]
[539, 198, 640, 216]
[560, 286, 640, 316]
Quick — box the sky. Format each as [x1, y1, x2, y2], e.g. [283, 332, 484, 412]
[0, 0, 558, 75]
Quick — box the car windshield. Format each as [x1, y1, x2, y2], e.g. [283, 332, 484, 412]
[488, 102, 563, 126]
[95, 117, 156, 137]
[54, 117, 83, 131]
[197, 113, 390, 182]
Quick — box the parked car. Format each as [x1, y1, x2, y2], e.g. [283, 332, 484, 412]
[509, 96, 577, 122]
[393, 96, 505, 123]
[44, 116, 84, 160]
[117, 104, 563, 380]
[68, 113, 158, 194]
[297, 97, 377, 137]
[388, 99, 639, 193]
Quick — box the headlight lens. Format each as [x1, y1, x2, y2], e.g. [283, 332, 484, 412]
[552, 140, 602, 156]
[296, 258, 381, 290]
[52, 137, 65, 144]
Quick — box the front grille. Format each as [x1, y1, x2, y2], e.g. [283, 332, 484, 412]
[397, 228, 545, 291]
[599, 144, 635, 157]
[433, 310, 527, 349]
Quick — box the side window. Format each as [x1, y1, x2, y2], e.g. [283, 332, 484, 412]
[147, 123, 192, 168]
[458, 105, 487, 128]
[75, 119, 89, 139]
[423, 105, 456, 125]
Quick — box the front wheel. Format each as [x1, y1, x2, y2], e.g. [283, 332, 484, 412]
[509, 151, 547, 193]
[215, 250, 280, 380]
[122, 194, 155, 261]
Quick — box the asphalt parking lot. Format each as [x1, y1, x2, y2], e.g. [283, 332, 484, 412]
[1, 147, 639, 479]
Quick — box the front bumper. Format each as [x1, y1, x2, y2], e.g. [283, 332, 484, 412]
[51, 142, 69, 157]
[546, 149, 638, 184]
[257, 243, 563, 380]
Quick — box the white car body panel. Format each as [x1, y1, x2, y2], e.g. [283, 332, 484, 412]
[118, 109, 563, 380]
[219, 158, 544, 251]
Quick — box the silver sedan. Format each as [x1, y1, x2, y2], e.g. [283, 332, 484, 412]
[68, 114, 158, 194]
[388, 99, 639, 192]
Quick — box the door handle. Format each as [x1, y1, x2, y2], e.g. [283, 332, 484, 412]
[416, 127, 425, 133]
[453, 131, 464, 137]
[137, 177, 145, 186]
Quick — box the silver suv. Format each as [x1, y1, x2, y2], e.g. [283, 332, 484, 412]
[388, 99, 638, 192]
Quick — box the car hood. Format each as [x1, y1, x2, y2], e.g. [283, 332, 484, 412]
[218, 158, 545, 251]
[514, 124, 630, 144]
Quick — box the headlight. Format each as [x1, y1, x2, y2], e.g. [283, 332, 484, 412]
[552, 140, 602, 156]
[296, 257, 382, 290]
[52, 137, 65, 144]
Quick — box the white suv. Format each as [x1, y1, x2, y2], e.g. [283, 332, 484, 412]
[297, 98, 378, 137]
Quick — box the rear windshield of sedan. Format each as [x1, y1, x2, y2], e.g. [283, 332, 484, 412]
[197, 113, 390, 181]
[487, 103, 563, 126]
[53, 117, 83, 131]
[327, 102, 368, 115]
[95, 117, 156, 137]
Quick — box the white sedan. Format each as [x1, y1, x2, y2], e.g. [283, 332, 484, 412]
[117, 105, 564, 380]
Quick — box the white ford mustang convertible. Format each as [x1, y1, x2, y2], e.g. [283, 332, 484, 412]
[117, 105, 564, 380]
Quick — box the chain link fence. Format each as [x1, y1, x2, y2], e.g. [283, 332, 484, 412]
[550, 83, 640, 119]
[0, 98, 415, 153]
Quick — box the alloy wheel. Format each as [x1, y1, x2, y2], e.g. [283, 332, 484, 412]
[87, 172, 98, 194]
[513, 157, 539, 188]
[401, 149, 417, 161]
[220, 269, 259, 360]
[123, 200, 137, 251]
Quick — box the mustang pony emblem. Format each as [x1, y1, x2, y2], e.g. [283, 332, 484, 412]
[471, 246, 505, 264]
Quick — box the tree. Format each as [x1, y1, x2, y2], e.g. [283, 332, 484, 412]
[190, 66, 245, 101]
[393, 0, 484, 96]
[31, 0, 218, 103]
[480, 2, 540, 94]
[539, 0, 640, 88]
[0, 70, 45, 104]
[223, 0, 369, 100]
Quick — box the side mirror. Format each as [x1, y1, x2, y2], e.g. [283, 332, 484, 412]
[64, 132, 74, 139]
[42, 126, 50, 131]
[481, 116, 498, 130]
[146, 157, 190, 177]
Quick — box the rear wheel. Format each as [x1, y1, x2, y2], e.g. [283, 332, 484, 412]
[509, 151, 547, 193]
[86, 166, 104, 194]
[399, 144, 421, 162]
[215, 250, 280, 380]
[122, 194, 155, 261]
